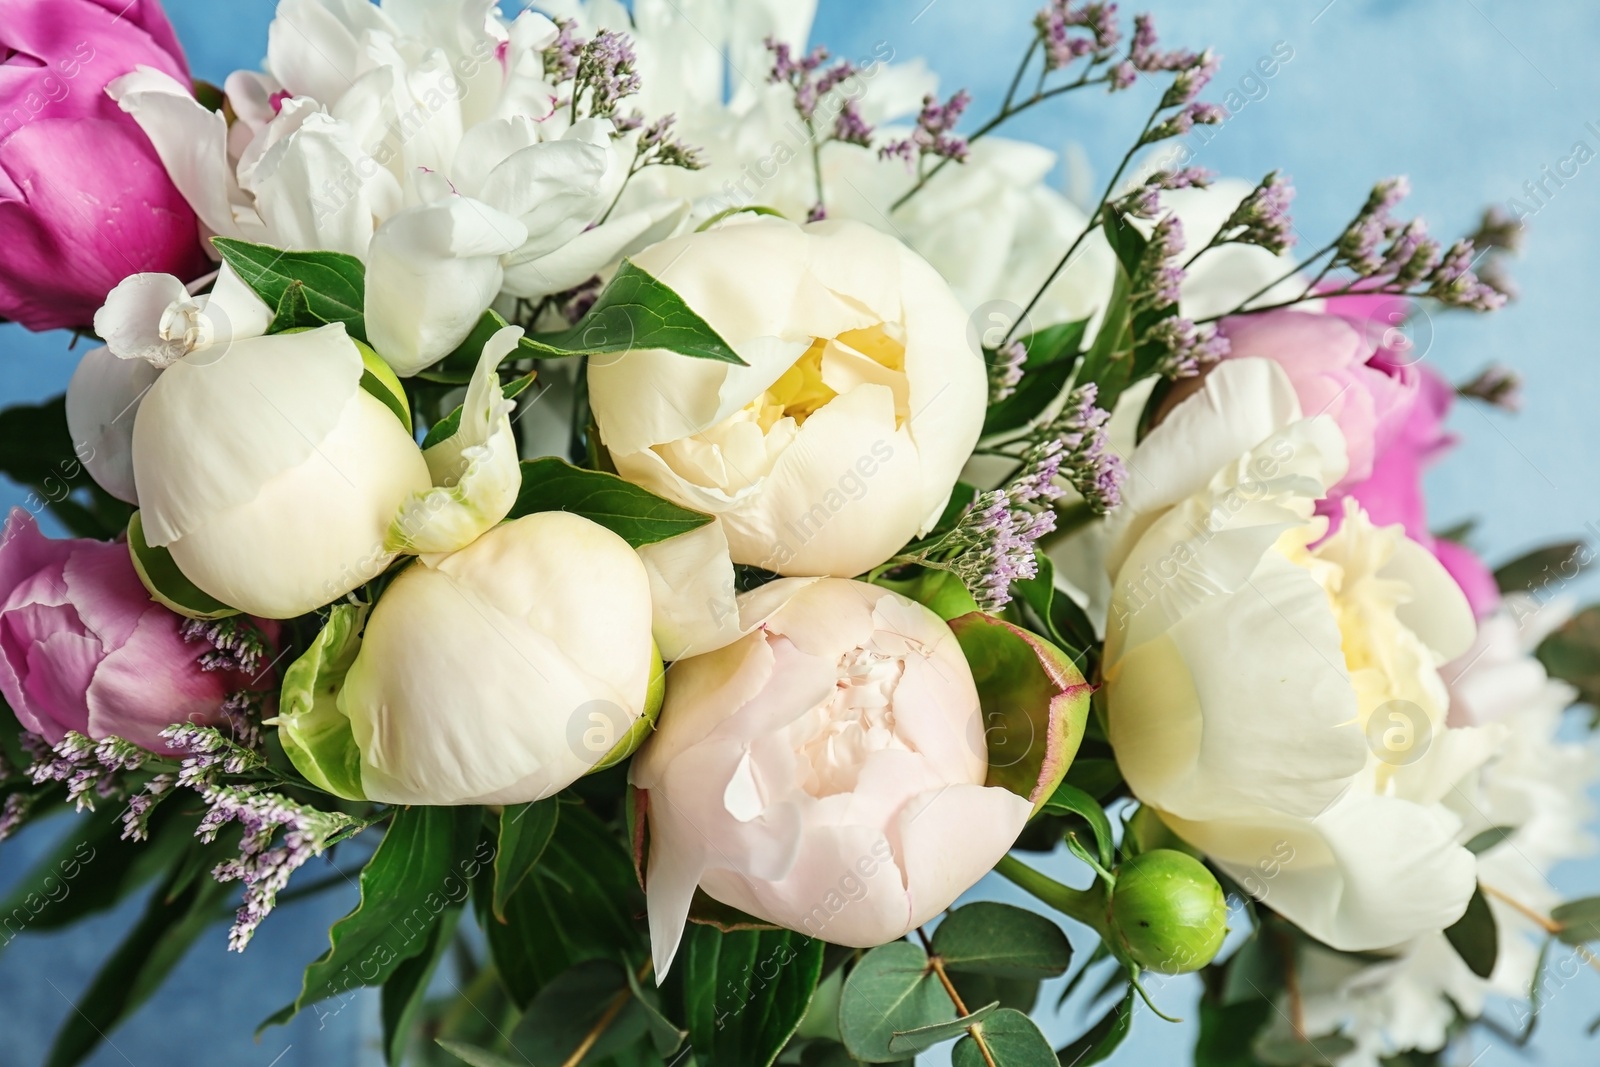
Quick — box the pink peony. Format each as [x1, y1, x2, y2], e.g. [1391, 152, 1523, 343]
[0, 0, 209, 331]
[1219, 296, 1499, 616]
[0, 510, 274, 752]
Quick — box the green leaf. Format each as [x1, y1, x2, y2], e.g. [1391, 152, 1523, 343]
[801, 1042, 909, 1067]
[930, 902, 1072, 980]
[508, 959, 650, 1065]
[0, 396, 132, 539]
[1101, 206, 1149, 278]
[1074, 257, 1136, 412]
[381, 902, 463, 1065]
[949, 972, 1040, 1015]
[839, 941, 955, 1063]
[625, 958, 689, 1056]
[948, 612, 1093, 811]
[213, 237, 367, 340]
[675, 925, 826, 1067]
[1443, 884, 1498, 978]
[486, 801, 643, 1007]
[45, 871, 229, 1067]
[888, 1001, 1000, 1055]
[421, 374, 533, 449]
[1054, 987, 1136, 1067]
[1062, 758, 1123, 802]
[1465, 825, 1517, 855]
[982, 319, 1088, 437]
[1194, 996, 1272, 1067]
[1493, 540, 1588, 596]
[533, 259, 745, 365]
[435, 1039, 526, 1067]
[1536, 605, 1600, 707]
[416, 309, 543, 384]
[1552, 894, 1600, 944]
[270, 279, 328, 333]
[265, 806, 485, 1027]
[1012, 553, 1096, 663]
[357, 338, 413, 434]
[126, 510, 238, 619]
[950, 1007, 1056, 1066]
[491, 799, 559, 924]
[511, 457, 714, 547]
[1038, 783, 1116, 870]
[276, 603, 368, 801]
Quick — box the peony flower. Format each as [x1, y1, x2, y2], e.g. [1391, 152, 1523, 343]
[1103, 358, 1489, 951]
[633, 578, 1034, 973]
[1219, 296, 1499, 616]
[0, 510, 272, 752]
[331, 512, 660, 805]
[588, 217, 986, 578]
[0, 0, 209, 331]
[129, 323, 430, 619]
[1275, 596, 1597, 1064]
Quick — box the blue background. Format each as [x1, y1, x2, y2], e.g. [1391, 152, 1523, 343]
[3, 0, 1599, 1063]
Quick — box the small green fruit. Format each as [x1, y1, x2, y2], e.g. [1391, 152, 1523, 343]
[1105, 849, 1228, 974]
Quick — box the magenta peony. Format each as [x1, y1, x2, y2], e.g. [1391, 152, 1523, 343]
[0, 510, 274, 752]
[0, 0, 209, 331]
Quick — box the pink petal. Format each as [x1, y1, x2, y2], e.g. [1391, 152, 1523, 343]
[61, 539, 150, 652]
[22, 629, 101, 741]
[87, 606, 229, 751]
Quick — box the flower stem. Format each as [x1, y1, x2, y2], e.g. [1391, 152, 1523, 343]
[560, 959, 655, 1067]
[994, 853, 1106, 932]
[918, 929, 999, 1067]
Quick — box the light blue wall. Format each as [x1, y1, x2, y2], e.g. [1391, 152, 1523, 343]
[2, 1, 1597, 1063]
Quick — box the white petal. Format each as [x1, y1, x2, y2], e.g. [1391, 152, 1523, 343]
[501, 197, 690, 300]
[94, 274, 191, 367]
[65, 347, 160, 505]
[250, 112, 401, 257]
[267, 0, 396, 103]
[364, 197, 528, 376]
[636, 519, 742, 660]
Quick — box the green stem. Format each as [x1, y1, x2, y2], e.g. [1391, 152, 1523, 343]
[995, 854, 1107, 932]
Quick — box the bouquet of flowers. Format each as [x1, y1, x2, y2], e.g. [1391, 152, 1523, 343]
[2, 1, 1598, 1065]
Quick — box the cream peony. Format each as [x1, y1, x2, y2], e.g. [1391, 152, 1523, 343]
[336, 511, 659, 805]
[588, 217, 985, 579]
[130, 323, 429, 619]
[633, 578, 1034, 974]
[1102, 358, 1487, 952]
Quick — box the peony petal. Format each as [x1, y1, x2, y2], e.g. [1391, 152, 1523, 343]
[65, 347, 160, 505]
[87, 607, 230, 752]
[635, 518, 743, 661]
[93, 273, 191, 365]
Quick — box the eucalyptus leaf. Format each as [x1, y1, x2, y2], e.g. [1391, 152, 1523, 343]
[1465, 825, 1517, 855]
[838, 941, 955, 1063]
[949, 1007, 1056, 1067]
[888, 1001, 999, 1054]
[1493, 540, 1588, 596]
[511, 457, 714, 547]
[949, 972, 1040, 1016]
[1552, 894, 1600, 944]
[263, 806, 485, 1027]
[508, 958, 649, 1065]
[930, 902, 1072, 980]
[213, 238, 367, 339]
[1444, 884, 1498, 978]
[491, 799, 559, 924]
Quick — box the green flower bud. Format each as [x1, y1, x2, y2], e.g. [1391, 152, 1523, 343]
[1105, 849, 1228, 974]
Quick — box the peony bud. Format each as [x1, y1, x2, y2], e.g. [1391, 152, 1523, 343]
[130, 323, 430, 618]
[285, 511, 661, 805]
[1105, 850, 1228, 975]
[633, 578, 1035, 975]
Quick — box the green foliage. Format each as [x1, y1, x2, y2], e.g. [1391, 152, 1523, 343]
[1038, 783, 1116, 869]
[1443, 885, 1498, 978]
[668, 925, 826, 1067]
[982, 318, 1089, 436]
[948, 1008, 1055, 1066]
[838, 942, 956, 1063]
[1552, 894, 1600, 944]
[930, 902, 1072, 981]
[1492, 540, 1588, 596]
[382, 905, 463, 1065]
[265, 807, 487, 1028]
[490, 800, 559, 924]
[485, 801, 643, 1007]
[511, 457, 714, 547]
[126, 510, 239, 620]
[213, 238, 367, 340]
[1537, 604, 1600, 711]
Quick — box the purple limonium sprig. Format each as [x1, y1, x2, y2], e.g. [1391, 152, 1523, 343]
[1459, 364, 1524, 412]
[1049, 383, 1126, 513]
[1117, 166, 1215, 218]
[1134, 215, 1187, 311]
[881, 90, 972, 167]
[572, 30, 641, 121]
[0, 793, 30, 842]
[989, 340, 1028, 403]
[766, 37, 877, 218]
[541, 17, 583, 84]
[162, 723, 269, 790]
[121, 773, 176, 842]
[1036, 1, 1123, 71]
[25, 731, 143, 811]
[1143, 100, 1227, 143]
[197, 784, 359, 951]
[1146, 317, 1230, 379]
[949, 490, 1056, 611]
[1208, 170, 1296, 255]
[180, 616, 268, 676]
